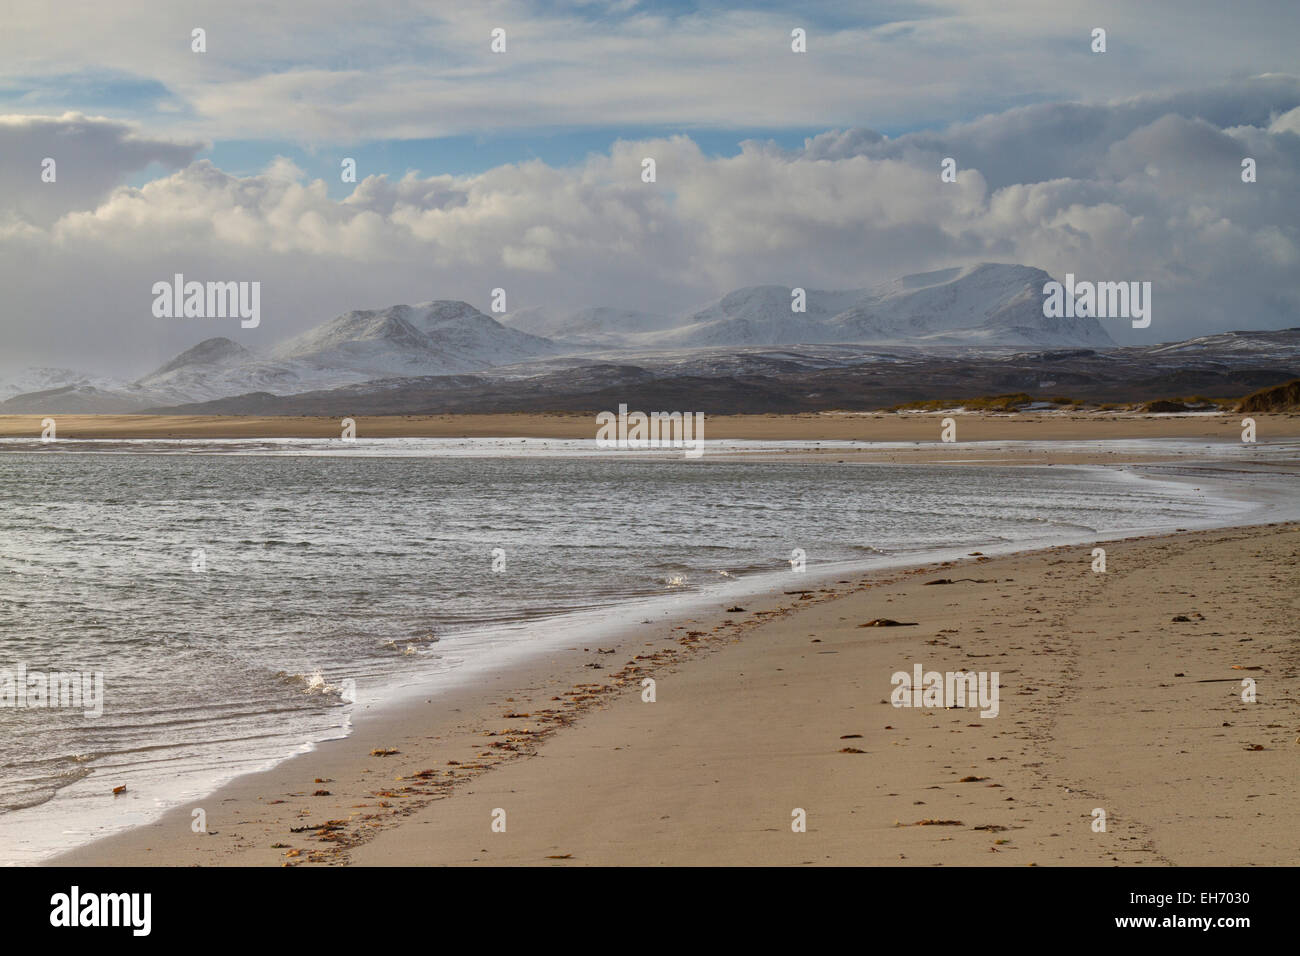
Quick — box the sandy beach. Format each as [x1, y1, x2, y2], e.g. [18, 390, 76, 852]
[48, 520, 1299, 867]
[6, 411, 1300, 471]
[3, 410, 1299, 443]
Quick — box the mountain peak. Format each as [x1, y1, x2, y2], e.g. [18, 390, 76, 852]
[139, 337, 251, 382]
[410, 300, 492, 326]
[253, 299, 558, 378]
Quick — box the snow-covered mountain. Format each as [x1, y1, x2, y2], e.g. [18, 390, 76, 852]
[0, 367, 119, 399]
[0, 266, 1191, 414]
[0, 381, 148, 413]
[129, 335, 321, 406]
[0, 300, 561, 411]
[500, 264, 1105, 351]
[272, 301, 558, 376]
[142, 336, 252, 379]
[631, 264, 1115, 349]
[831, 264, 1113, 346]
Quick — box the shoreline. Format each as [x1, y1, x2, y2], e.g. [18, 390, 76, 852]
[41, 509, 1300, 867]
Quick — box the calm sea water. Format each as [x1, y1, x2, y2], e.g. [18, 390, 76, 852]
[0, 442, 1269, 861]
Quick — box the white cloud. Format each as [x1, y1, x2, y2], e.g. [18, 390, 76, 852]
[1, 78, 1297, 375]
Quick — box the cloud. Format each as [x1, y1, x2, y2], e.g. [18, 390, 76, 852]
[3, 2, 1299, 142]
[1, 77, 1297, 375]
[1270, 105, 1300, 136]
[0, 113, 202, 226]
[799, 75, 1300, 189]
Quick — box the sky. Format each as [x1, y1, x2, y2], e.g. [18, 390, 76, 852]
[1, 0, 1298, 376]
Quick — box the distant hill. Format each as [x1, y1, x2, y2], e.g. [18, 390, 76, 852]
[136, 329, 1300, 417]
[270, 301, 557, 375]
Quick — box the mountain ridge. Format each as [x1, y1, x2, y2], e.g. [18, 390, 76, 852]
[630, 264, 1114, 349]
[0, 264, 1229, 413]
